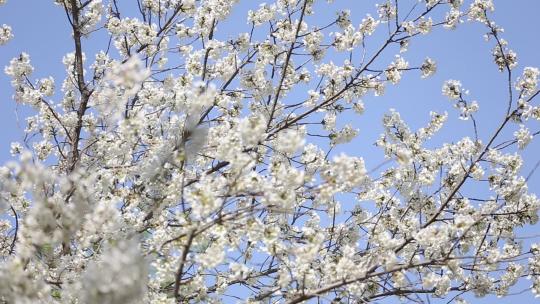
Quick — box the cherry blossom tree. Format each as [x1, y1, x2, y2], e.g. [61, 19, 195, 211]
[1, 0, 540, 303]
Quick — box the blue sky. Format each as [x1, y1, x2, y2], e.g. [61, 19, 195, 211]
[1, 0, 540, 302]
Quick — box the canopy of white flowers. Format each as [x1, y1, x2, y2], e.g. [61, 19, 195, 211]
[1, 0, 540, 303]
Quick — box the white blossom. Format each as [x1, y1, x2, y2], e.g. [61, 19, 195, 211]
[514, 124, 533, 149]
[516, 67, 539, 97]
[421, 57, 437, 78]
[0, 24, 13, 45]
[248, 3, 276, 26]
[442, 79, 463, 100]
[492, 38, 518, 71]
[469, 0, 495, 23]
[79, 238, 148, 304]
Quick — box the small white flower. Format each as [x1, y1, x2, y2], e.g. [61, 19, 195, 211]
[516, 67, 539, 97]
[514, 125, 532, 149]
[0, 24, 13, 45]
[442, 80, 462, 100]
[9, 142, 23, 156]
[421, 57, 437, 78]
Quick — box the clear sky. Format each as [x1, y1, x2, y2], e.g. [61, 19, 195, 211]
[1, 1, 540, 303]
